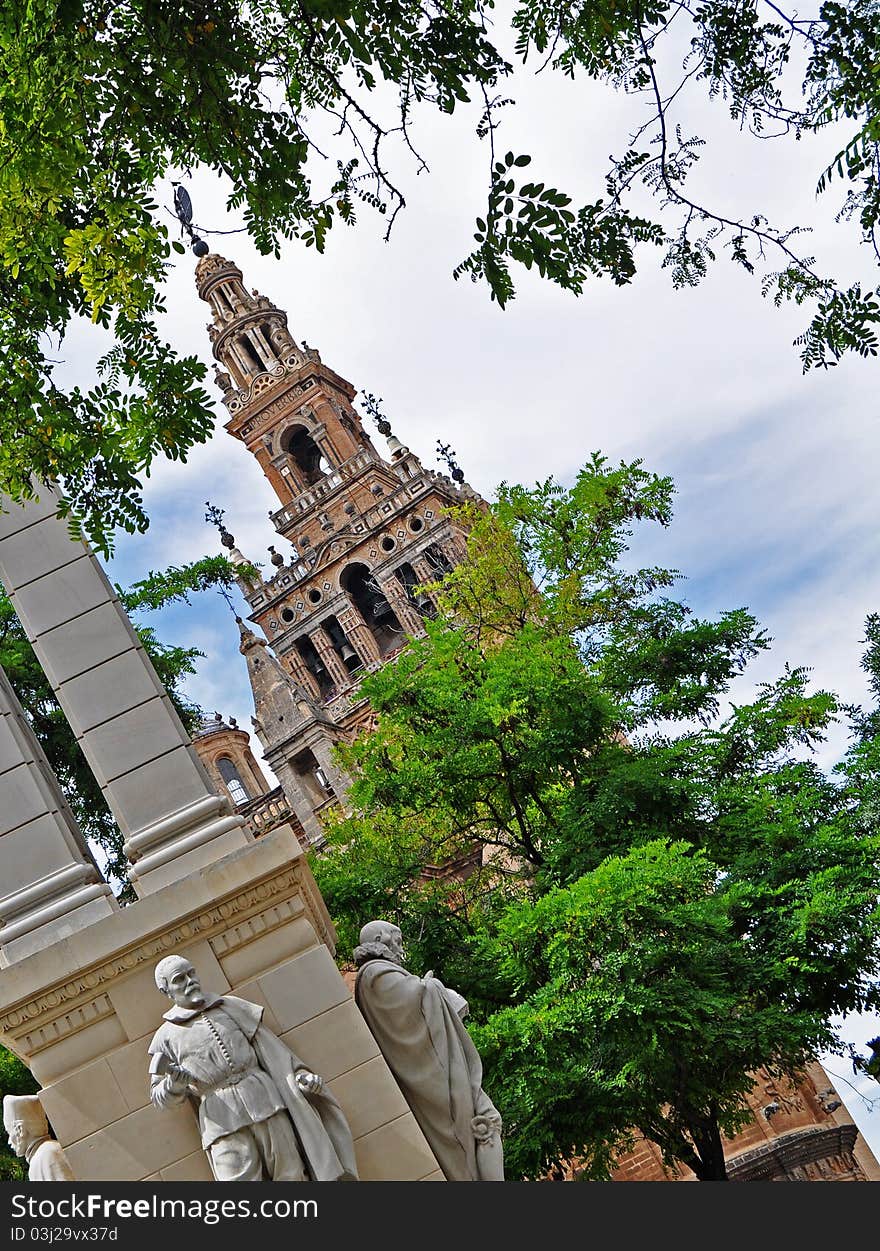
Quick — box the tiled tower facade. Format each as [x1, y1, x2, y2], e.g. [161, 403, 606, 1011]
[194, 253, 479, 844]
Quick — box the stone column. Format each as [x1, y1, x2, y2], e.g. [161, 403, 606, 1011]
[310, 626, 352, 689]
[0, 666, 118, 965]
[337, 604, 382, 665]
[283, 642, 323, 701]
[0, 488, 250, 896]
[410, 556, 440, 613]
[378, 575, 425, 636]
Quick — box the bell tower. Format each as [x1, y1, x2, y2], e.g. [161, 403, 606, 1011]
[195, 254, 480, 842]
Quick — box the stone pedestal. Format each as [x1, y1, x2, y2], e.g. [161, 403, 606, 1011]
[0, 826, 442, 1181]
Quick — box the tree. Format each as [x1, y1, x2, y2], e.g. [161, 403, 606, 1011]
[2, 2, 878, 551]
[0, 1047, 38, 1181]
[312, 455, 880, 1179]
[0, 553, 238, 891]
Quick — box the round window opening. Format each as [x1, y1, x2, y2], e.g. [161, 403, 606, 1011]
[409, 516, 424, 533]
[380, 535, 395, 553]
[307, 588, 322, 605]
[281, 607, 296, 623]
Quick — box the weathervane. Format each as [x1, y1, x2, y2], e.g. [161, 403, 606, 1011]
[361, 392, 393, 437]
[173, 183, 210, 257]
[205, 501, 235, 549]
[436, 441, 465, 484]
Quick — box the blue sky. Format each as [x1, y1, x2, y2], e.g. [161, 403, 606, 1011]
[52, 31, 880, 1160]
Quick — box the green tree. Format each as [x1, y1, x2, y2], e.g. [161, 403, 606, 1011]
[313, 456, 880, 1179]
[2, 1, 879, 551]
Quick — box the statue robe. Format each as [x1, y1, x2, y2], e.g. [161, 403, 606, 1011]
[27, 1138, 74, 1182]
[149, 994, 358, 1182]
[354, 958, 503, 1181]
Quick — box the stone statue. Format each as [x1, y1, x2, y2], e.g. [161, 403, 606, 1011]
[353, 920, 504, 1181]
[2, 1095, 75, 1181]
[148, 955, 358, 1182]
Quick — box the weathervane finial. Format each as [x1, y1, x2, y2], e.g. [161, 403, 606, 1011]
[361, 392, 393, 438]
[205, 501, 235, 549]
[173, 183, 209, 257]
[436, 440, 465, 484]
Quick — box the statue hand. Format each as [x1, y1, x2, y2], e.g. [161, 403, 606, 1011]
[166, 1065, 192, 1095]
[296, 1070, 324, 1096]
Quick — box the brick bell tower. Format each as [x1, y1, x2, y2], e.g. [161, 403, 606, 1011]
[194, 253, 480, 844]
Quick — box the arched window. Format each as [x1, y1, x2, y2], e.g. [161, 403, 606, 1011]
[284, 425, 331, 486]
[395, 562, 434, 617]
[293, 749, 335, 804]
[340, 562, 403, 655]
[216, 756, 250, 807]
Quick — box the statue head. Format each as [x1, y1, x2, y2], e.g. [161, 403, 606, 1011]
[3, 1094, 48, 1158]
[154, 956, 207, 1010]
[354, 920, 405, 967]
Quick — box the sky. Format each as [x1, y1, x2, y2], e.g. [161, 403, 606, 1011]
[53, 16, 880, 1163]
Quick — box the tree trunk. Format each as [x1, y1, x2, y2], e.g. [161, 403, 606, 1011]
[686, 1108, 728, 1181]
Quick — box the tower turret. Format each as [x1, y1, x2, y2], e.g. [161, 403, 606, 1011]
[236, 618, 348, 846]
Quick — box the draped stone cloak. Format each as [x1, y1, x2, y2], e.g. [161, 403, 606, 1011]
[27, 1139, 75, 1182]
[354, 958, 503, 1181]
[148, 994, 358, 1182]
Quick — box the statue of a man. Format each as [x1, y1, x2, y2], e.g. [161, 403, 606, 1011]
[148, 955, 358, 1182]
[2, 1095, 74, 1181]
[353, 920, 504, 1181]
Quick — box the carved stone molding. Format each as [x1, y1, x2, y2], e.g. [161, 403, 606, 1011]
[726, 1124, 862, 1181]
[0, 865, 303, 1037]
[16, 994, 116, 1057]
[209, 894, 305, 959]
[224, 360, 299, 414]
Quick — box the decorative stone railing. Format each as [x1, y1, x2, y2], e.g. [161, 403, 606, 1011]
[238, 787, 300, 841]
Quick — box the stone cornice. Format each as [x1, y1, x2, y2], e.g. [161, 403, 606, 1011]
[726, 1123, 860, 1181]
[226, 361, 356, 430]
[0, 856, 329, 1038]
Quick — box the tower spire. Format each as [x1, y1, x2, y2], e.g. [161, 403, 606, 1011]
[236, 617, 328, 742]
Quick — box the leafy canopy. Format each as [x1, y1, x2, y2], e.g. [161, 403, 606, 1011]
[2, 1, 879, 550]
[314, 455, 880, 1179]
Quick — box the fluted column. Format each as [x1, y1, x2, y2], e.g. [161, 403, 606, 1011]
[0, 486, 250, 896]
[284, 642, 323, 700]
[410, 556, 441, 612]
[337, 603, 382, 665]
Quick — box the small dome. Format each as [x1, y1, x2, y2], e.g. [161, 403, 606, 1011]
[194, 710, 236, 739]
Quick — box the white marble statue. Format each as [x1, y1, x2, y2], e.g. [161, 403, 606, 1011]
[353, 920, 504, 1181]
[3, 1094, 75, 1181]
[148, 955, 358, 1181]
